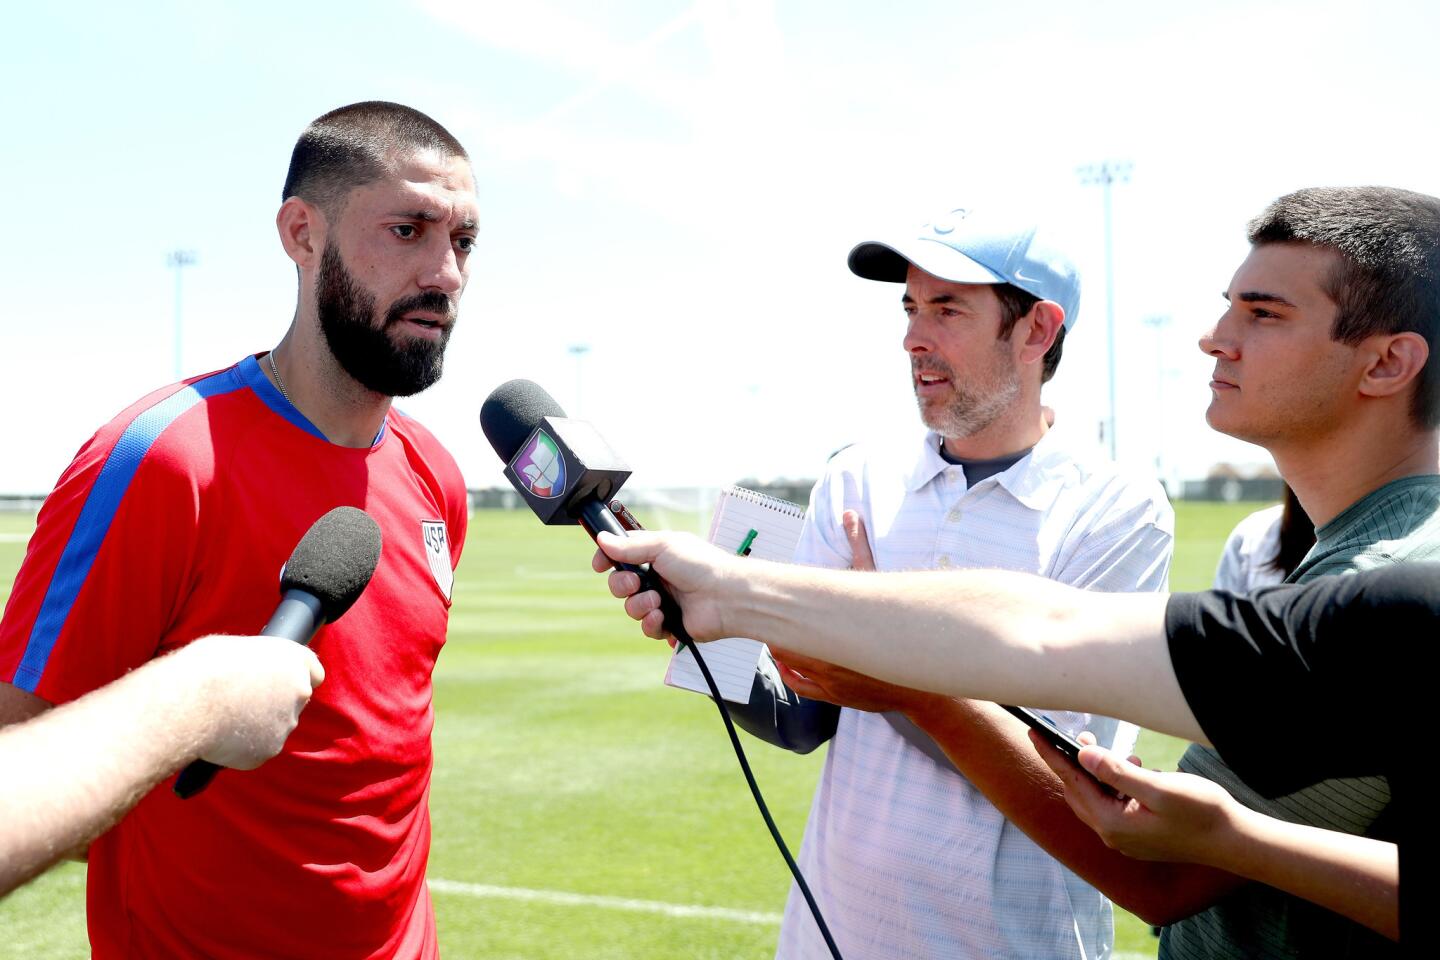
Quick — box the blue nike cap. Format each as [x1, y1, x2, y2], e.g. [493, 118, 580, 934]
[847, 206, 1082, 331]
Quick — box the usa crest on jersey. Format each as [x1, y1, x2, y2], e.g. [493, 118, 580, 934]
[421, 520, 454, 600]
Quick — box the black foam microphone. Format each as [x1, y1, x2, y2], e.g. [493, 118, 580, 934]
[174, 506, 383, 799]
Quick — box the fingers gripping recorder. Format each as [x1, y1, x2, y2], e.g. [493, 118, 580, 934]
[478, 380, 685, 632]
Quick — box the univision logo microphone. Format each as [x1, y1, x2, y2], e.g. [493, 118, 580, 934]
[513, 429, 566, 499]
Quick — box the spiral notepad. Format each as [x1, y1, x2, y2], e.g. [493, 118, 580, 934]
[664, 486, 806, 703]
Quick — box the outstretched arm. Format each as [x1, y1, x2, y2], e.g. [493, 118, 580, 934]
[0, 634, 323, 895]
[594, 530, 1197, 742]
[594, 526, 1421, 934]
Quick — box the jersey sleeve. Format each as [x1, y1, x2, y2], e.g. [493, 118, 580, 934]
[0, 414, 205, 706]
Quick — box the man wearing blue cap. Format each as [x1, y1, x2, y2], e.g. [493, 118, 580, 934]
[730, 207, 1174, 958]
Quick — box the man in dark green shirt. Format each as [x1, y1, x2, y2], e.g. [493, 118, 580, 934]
[1159, 187, 1440, 959]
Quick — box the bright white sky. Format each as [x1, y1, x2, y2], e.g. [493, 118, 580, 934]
[4, 0, 1440, 494]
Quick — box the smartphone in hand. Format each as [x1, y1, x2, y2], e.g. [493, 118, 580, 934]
[1003, 705, 1119, 796]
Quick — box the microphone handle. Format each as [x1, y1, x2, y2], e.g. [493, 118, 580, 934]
[261, 591, 327, 645]
[173, 591, 327, 799]
[574, 499, 688, 636]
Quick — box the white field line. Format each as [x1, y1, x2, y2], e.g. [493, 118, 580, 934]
[0, 534, 30, 543]
[427, 878, 782, 925]
[428, 880, 1158, 957]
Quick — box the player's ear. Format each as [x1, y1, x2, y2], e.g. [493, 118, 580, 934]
[276, 197, 325, 270]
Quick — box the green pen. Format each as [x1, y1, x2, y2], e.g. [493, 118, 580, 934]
[737, 529, 759, 556]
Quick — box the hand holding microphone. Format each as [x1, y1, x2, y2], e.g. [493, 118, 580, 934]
[177, 634, 325, 770]
[477, 378, 786, 645]
[589, 530, 739, 643]
[174, 506, 383, 798]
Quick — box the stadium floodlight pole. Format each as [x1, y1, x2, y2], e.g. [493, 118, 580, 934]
[1077, 161, 1131, 461]
[1142, 314, 1172, 483]
[567, 343, 591, 417]
[167, 250, 198, 380]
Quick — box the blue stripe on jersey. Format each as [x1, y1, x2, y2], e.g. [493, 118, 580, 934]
[240, 355, 388, 446]
[237, 355, 328, 442]
[12, 368, 248, 692]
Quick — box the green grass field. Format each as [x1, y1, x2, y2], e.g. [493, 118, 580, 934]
[0, 500, 1267, 958]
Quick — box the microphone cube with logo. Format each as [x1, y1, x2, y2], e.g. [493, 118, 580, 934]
[504, 417, 632, 524]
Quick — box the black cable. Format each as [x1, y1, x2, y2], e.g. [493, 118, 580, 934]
[675, 631, 844, 960]
[596, 501, 842, 958]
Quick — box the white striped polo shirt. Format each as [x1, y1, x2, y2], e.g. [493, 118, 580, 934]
[777, 425, 1173, 960]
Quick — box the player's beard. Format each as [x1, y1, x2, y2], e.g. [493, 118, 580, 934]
[913, 350, 1020, 439]
[316, 243, 455, 398]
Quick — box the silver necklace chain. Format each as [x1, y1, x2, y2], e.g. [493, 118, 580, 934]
[267, 351, 294, 406]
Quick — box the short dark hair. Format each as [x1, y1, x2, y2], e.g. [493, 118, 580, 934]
[994, 282, 1065, 383]
[282, 101, 469, 215]
[1247, 186, 1440, 429]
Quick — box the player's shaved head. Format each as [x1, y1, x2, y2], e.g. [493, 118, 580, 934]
[282, 101, 469, 217]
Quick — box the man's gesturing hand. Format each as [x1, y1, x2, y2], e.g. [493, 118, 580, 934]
[591, 530, 741, 643]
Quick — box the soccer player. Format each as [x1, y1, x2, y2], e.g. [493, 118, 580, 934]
[0, 102, 475, 958]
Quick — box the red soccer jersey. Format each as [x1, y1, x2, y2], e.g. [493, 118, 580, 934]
[0, 355, 468, 959]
